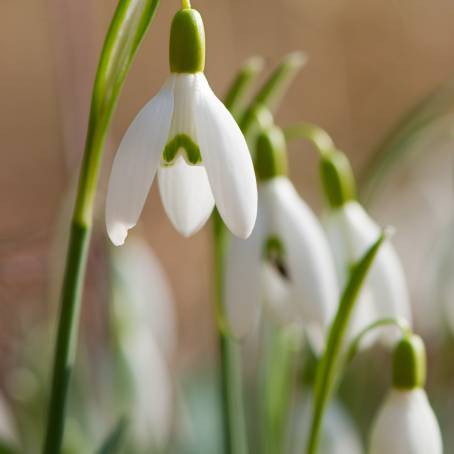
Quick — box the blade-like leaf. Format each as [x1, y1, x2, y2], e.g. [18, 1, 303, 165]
[306, 230, 388, 454]
[239, 52, 307, 137]
[75, 0, 160, 224]
[43, 1, 161, 453]
[224, 56, 265, 119]
[360, 77, 454, 203]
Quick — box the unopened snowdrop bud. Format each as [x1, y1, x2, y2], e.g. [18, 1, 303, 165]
[106, 2, 257, 245]
[369, 334, 443, 454]
[321, 150, 411, 344]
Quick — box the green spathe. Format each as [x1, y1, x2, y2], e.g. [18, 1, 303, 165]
[392, 334, 426, 390]
[320, 150, 356, 208]
[255, 126, 288, 181]
[170, 8, 205, 73]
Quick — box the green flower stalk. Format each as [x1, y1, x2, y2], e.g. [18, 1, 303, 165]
[42, 1, 161, 453]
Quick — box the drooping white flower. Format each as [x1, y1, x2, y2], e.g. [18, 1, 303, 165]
[320, 151, 412, 342]
[111, 236, 177, 450]
[369, 389, 442, 454]
[225, 127, 338, 350]
[106, 6, 257, 245]
[369, 335, 442, 454]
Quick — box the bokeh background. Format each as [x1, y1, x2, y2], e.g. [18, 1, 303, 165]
[1, 0, 454, 450]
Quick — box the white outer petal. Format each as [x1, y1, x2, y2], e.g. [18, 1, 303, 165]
[262, 178, 339, 341]
[323, 201, 412, 343]
[106, 77, 175, 246]
[193, 73, 257, 239]
[369, 389, 443, 454]
[224, 198, 267, 338]
[158, 156, 215, 236]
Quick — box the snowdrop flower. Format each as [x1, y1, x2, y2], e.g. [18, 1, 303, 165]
[369, 334, 442, 454]
[111, 237, 177, 450]
[106, 2, 257, 245]
[320, 150, 412, 342]
[225, 126, 338, 350]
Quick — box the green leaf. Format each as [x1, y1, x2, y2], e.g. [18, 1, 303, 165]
[74, 0, 161, 225]
[42, 1, 161, 453]
[239, 52, 307, 138]
[224, 56, 265, 119]
[306, 230, 388, 454]
[95, 417, 128, 454]
[360, 77, 454, 203]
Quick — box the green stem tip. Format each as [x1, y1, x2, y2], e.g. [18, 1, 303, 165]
[182, 0, 191, 8]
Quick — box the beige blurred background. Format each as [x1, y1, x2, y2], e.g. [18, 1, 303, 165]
[1, 0, 454, 367]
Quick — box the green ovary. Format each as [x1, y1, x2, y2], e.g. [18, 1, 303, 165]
[162, 134, 202, 165]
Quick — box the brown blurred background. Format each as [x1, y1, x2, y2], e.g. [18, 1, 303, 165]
[1, 0, 454, 368]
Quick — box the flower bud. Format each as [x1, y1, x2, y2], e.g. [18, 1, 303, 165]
[169, 7, 205, 73]
[255, 126, 288, 181]
[320, 150, 356, 208]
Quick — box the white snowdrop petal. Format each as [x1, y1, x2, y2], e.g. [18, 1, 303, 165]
[323, 201, 412, 342]
[369, 389, 443, 454]
[263, 178, 339, 335]
[224, 202, 267, 338]
[168, 74, 198, 144]
[106, 77, 175, 246]
[194, 73, 257, 239]
[158, 156, 215, 236]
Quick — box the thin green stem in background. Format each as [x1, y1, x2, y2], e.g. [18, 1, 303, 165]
[42, 1, 160, 453]
[213, 210, 248, 454]
[262, 326, 301, 454]
[283, 122, 335, 157]
[305, 230, 389, 454]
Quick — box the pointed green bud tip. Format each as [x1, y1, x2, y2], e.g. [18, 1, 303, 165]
[392, 334, 426, 390]
[255, 126, 288, 181]
[320, 150, 356, 208]
[169, 7, 205, 73]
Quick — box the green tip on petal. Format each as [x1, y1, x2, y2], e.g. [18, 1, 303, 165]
[255, 126, 288, 181]
[320, 150, 356, 208]
[392, 334, 427, 390]
[170, 8, 205, 73]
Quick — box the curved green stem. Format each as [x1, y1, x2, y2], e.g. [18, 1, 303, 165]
[42, 1, 160, 453]
[345, 317, 411, 366]
[283, 122, 335, 157]
[182, 0, 191, 8]
[305, 230, 389, 454]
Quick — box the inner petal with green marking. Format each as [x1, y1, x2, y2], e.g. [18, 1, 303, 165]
[162, 134, 202, 166]
[264, 235, 290, 280]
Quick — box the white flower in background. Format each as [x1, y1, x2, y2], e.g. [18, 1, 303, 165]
[106, 5, 257, 245]
[369, 335, 442, 454]
[225, 126, 338, 350]
[320, 150, 412, 342]
[111, 237, 177, 450]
